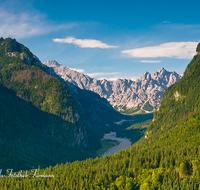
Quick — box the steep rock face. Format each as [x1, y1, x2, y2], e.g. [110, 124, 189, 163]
[44, 60, 183, 111]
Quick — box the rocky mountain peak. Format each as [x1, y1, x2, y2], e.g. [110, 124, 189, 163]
[157, 67, 165, 72]
[44, 60, 60, 67]
[151, 67, 167, 80]
[141, 71, 151, 81]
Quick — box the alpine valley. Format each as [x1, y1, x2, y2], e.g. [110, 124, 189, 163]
[0, 38, 153, 170]
[0, 37, 199, 190]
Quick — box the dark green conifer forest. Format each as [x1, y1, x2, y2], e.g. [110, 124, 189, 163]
[0, 38, 199, 189]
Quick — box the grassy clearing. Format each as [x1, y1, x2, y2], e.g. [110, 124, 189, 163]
[126, 119, 152, 130]
[96, 139, 120, 156]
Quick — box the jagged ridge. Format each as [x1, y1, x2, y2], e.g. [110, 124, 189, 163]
[43, 60, 182, 113]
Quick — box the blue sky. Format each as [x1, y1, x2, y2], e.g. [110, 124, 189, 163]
[0, 0, 200, 80]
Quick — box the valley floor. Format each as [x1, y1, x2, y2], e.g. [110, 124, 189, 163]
[101, 132, 132, 156]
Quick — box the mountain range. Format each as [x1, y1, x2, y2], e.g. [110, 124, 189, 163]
[43, 60, 183, 113]
[1, 42, 199, 189]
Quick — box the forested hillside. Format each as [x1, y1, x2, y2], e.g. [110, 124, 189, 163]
[0, 37, 92, 170]
[0, 43, 199, 189]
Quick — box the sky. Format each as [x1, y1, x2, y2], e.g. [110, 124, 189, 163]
[0, 0, 200, 80]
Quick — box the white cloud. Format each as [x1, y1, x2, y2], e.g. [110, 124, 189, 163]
[121, 42, 198, 59]
[0, 9, 75, 39]
[87, 72, 119, 77]
[129, 77, 137, 81]
[53, 37, 118, 49]
[69, 68, 85, 73]
[140, 60, 161, 63]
